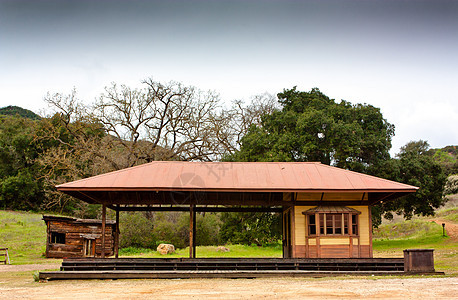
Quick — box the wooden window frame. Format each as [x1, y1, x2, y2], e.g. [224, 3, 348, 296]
[307, 212, 359, 237]
[50, 232, 66, 244]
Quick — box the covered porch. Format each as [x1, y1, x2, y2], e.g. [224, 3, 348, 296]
[54, 161, 417, 259]
[39, 161, 443, 279]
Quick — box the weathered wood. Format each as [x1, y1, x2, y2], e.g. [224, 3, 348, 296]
[101, 204, 106, 259]
[43, 216, 116, 258]
[39, 256, 443, 281]
[189, 204, 196, 258]
[115, 206, 120, 258]
[43, 269, 427, 281]
[0, 248, 10, 264]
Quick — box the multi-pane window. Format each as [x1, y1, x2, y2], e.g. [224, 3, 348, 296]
[307, 212, 358, 236]
[308, 215, 316, 235]
[352, 214, 358, 235]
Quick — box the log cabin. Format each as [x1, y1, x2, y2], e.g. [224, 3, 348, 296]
[43, 215, 116, 258]
[54, 161, 418, 259]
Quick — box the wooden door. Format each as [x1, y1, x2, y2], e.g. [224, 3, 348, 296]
[282, 208, 292, 258]
[83, 239, 96, 257]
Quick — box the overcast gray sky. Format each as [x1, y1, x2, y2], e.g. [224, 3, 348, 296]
[1, 0, 457, 154]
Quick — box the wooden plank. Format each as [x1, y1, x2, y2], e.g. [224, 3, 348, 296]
[41, 269, 442, 281]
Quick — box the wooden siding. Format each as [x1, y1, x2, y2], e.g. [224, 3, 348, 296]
[299, 245, 371, 258]
[294, 206, 314, 246]
[45, 218, 115, 258]
[348, 206, 370, 245]
[320, 238, 350, 245]
[292, 203, 372, 258]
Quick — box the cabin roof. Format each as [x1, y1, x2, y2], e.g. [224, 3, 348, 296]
[56, 161, 418, 193]
[43, 215, 116, 225]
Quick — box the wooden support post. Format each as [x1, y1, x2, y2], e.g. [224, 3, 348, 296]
[115, 205, 120, 258]
[189, 204, 196, 258]
[305, 213, 309, 258]
[316, 213, 321, 258]
[193, 207, 196, 258]
[101, 204, 106, 258]
[349, 214, 353, 258]
[368, 206, 373, 258]
[290, 206, 296, 258]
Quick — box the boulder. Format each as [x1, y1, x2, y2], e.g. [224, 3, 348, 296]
[216, 246, 230, 252]
[157, 243, 175, 255]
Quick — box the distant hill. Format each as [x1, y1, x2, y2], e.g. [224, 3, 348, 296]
[0, 105, 41, 120]
[428, 145, 458, 175]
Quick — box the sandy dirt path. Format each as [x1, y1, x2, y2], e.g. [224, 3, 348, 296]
[1, 277, 457, 299]
[0, 263, 60, 272]
[431, 219, 458, 240]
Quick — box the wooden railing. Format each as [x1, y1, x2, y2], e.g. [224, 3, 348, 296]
[0, 248, 10, 264]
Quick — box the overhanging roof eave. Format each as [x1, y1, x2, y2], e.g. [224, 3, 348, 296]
[57, 187, 418, 193]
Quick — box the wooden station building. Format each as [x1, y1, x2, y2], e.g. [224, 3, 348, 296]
[55, 161, 418, 259]
[43, 215, 116, 258]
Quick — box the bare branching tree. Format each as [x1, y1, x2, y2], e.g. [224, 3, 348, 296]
[37, 78, 280, 211]
[42, 78, 235, 170]
[222, 93, 280, 153]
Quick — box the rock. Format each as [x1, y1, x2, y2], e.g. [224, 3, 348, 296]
[216, 246, 230, 252]
[157, 243, 175, 255]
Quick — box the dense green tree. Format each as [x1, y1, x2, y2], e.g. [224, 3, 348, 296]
[227, 87, 394, 173]
[224, 87, 395, 235]
[428, 145, 458, 176]
[219, 212, 281, 246]
[0, 115, 44, 210]
[369, 140, 447, 226]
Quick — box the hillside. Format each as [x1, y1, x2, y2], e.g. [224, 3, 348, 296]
[0, 210, 48, 264]
[0, 105, 41, 120]
[429, 145, 458, 175]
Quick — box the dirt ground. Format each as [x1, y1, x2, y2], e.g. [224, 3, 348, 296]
[0, 263, 61, 273]
[431, 219, 458, 240]
[0, 276, 457, 299]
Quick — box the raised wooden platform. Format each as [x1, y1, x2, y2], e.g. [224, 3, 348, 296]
[38, 257, 441, 280]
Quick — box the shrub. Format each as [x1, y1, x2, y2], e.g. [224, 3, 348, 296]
[444, 175, 458, 196]
[219, 212, 281, 246]
[119, 212, 156, 248]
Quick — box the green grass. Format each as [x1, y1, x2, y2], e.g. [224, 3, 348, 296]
[373, 220, 446, 250]
[0, 210, 52, 264]
[436, 206, 458, 222]
[120, 243, 283, 258]
[373, 213, 458, 275]
[1, 208, 457, 275]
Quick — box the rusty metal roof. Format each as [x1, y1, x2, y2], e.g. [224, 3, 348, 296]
[56, 161, 418, 193]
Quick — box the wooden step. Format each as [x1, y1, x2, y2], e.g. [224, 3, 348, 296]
[40, 269, 411, 281]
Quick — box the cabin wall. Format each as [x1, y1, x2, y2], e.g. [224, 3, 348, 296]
[45, 220, 115, 258]
[289, 192, 372, 258]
